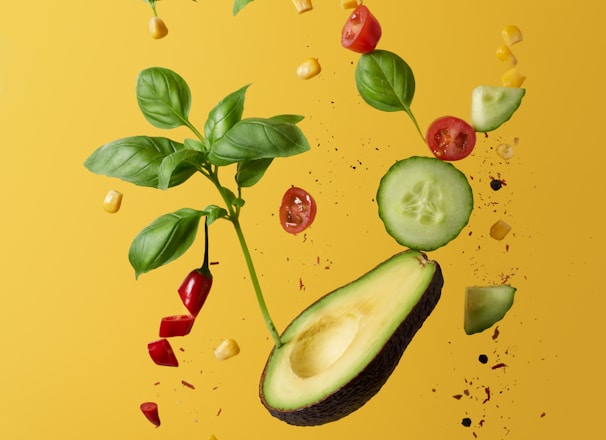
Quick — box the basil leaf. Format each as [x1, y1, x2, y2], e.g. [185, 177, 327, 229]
[270, 114, 305, 124]
[84, 136, 196, 188]
[355, 50, 416, 113]
[158, 149, 205, 190]
[204, 85, 249, 145]
[136, 67, 191, 129]
[204, 205, 228, 225]
[208, 118, 310, 166]
[236, 158, 273, 187]
[233, 0, 253, 15]
[184, 138, 206, 152]
[129, 208, 205, 278]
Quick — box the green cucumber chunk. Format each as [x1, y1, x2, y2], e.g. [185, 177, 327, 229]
[377, 156, 473, 251]
[471, 85, 525, 132]
[464, 285, 517, 335]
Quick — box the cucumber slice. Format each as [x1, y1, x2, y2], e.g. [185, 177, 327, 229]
[464, 285, 517, 335]
[377, 156, 473, 251]
[471, 85, 525, 132]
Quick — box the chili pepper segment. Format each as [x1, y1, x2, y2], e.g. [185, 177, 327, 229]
[140, 401, 161, 427]
[178, 269, 213, 317]
[159, 315, 195, 337]
[148, 338, 179, 367]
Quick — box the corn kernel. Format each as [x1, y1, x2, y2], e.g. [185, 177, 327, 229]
[495, 45, 517, 66]
[209, 436, 218, 440]
[496, 143, 514, 160]
[291, 0, 313, 13]
[501, 67, 526, 87]
[214, 338, 240, 361]
[341, 0, 362, 9]
[103, 189, 123, 213]
[502, 25, 523, 46]
[490, 220, 512, 240]
[296, 57, 321, 79]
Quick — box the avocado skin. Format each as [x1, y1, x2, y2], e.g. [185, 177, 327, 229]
[259, 258, 444, 426]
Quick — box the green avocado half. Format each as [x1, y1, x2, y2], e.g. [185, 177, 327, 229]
[259, 250, 443, 426]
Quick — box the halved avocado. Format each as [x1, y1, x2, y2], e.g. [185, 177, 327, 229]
[259, 250, 443, 426]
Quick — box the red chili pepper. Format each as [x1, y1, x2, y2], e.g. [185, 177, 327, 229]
[159, 315, 195, 337]
[140, 402, 161, 427]
[147, 338, 179, 367]
[178, 221, 213, 316]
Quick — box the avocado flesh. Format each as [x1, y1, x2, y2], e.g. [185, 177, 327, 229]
[259, 250, 443, 426]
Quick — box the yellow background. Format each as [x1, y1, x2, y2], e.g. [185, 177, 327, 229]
[1, 0, 604, 438]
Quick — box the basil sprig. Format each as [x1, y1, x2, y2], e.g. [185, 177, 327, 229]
[84, 67, 309, 277]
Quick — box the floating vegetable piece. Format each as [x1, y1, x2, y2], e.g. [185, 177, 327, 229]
[149, 16, 168, 39]
[496, 45, 517, 66]
[341, 0, 362, 9]
[502, 25, 523, 46]
[103, 189, 123, 213]
[159, 315, 195, 337]
[140, 402, 161, 427]
[148, 339, 179, 367]
[489, 220, 512, 240]
[464, 285, 517, 335]
[496, 143, 514, 160]
[260, 250, 443, 426]
[296, 58, 321, 79]
[470, 85, 525, 132]
[501, 67, 526, 87]
[279, 187, 317, 234]
[214, 338, 240, 360]
[291, 0, 313, 13]
[377, 157, 473, 251]
[341, 5, 382, 53]
[426, 116, 476, 161]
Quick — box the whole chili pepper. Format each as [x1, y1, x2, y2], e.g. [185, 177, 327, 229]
[178, 221, 212, 316]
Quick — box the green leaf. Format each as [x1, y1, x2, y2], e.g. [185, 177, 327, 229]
[158, 149, 205, 190]
[204, 205, 228, 225]
[233, 0, 254, 15]
[270, 114, 305, 124]
[236, 158, 273, 187]
[204, 85, 249, 145]
[184, 138, 206, 152]
[84, 136, 197, 188]
[129, 208, 205, 278]
[136, 67, 191, 129]
[207, 118, 310, 166]
[355, 50, 416, 113]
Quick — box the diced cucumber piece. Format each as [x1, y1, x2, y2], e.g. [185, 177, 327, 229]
[464, 285, 517, 335]
[377, 156, 473, 251]
[471, 85, 525, 132]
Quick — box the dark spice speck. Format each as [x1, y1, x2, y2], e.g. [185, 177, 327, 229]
[490, 178, 503, 191]
[462, 417, 472, 427]
[479, 354, 488, 364]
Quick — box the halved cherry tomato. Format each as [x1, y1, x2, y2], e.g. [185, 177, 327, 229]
[140, 402, 161, 427]
[341, 5, 382, 53]
[159, 315, 195, 337]
[426, 116, 477, 161]
[147, 339, 179, 367]
[279, 187, 317, 234]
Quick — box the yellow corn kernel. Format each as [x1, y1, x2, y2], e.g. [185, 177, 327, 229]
[214, 338, 240, 361]
[149, 16, 169, 39]
[490, 220, 512, 241]
[103, 189, 123, 213]
[496, 143, 514, 160]
[501, 67, 526, 87]
[495, 45, 517, 66]
[341, 0, 362, 9]
[296, 57, 321, 79]
[502, 25, 523, 46]
[209, 436, 218, 440]
[291, 0, 313, 13]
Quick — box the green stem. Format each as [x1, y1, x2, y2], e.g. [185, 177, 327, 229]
[407, 110, 426, 143]
[232, 218, 283, 348]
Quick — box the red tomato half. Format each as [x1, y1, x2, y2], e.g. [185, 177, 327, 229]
[426, 116, 477, 161]
[279, 187, 317, 234]
[341, 5, 382, 53]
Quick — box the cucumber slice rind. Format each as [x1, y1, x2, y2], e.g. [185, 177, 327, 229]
[464, 285, 517, 335]
[471, 85, 526, 132]
[377, 156, 473, 251]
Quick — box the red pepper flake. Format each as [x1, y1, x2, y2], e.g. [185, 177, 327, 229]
[491, 362, 508, 370]
[216, 408, 222, 416]
[482, 387, 491, 403]
[153, 381, 160, 386]
[299, 277, 305, 291]
[479, 419, 485, 427]
[181, 380, 195, 390]
[179, 347, 185, 352]
[472, 432, 478, 438]
[452, 394, 463, 400]
[506, 244, 510, 252]
[540, 412, 546, 418]
[210, 261, 220, 265]
[492, 326, 500, 340]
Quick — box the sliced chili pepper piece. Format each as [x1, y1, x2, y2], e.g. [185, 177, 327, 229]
[159, 315, 195, 337]
[148, 338, 179, 367]
[140, 402, 161, 427]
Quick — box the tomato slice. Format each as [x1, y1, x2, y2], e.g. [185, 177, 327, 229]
[426, 116, 477, 161]
[279, 187, 317, 234]
[341, 5, 382, 53]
